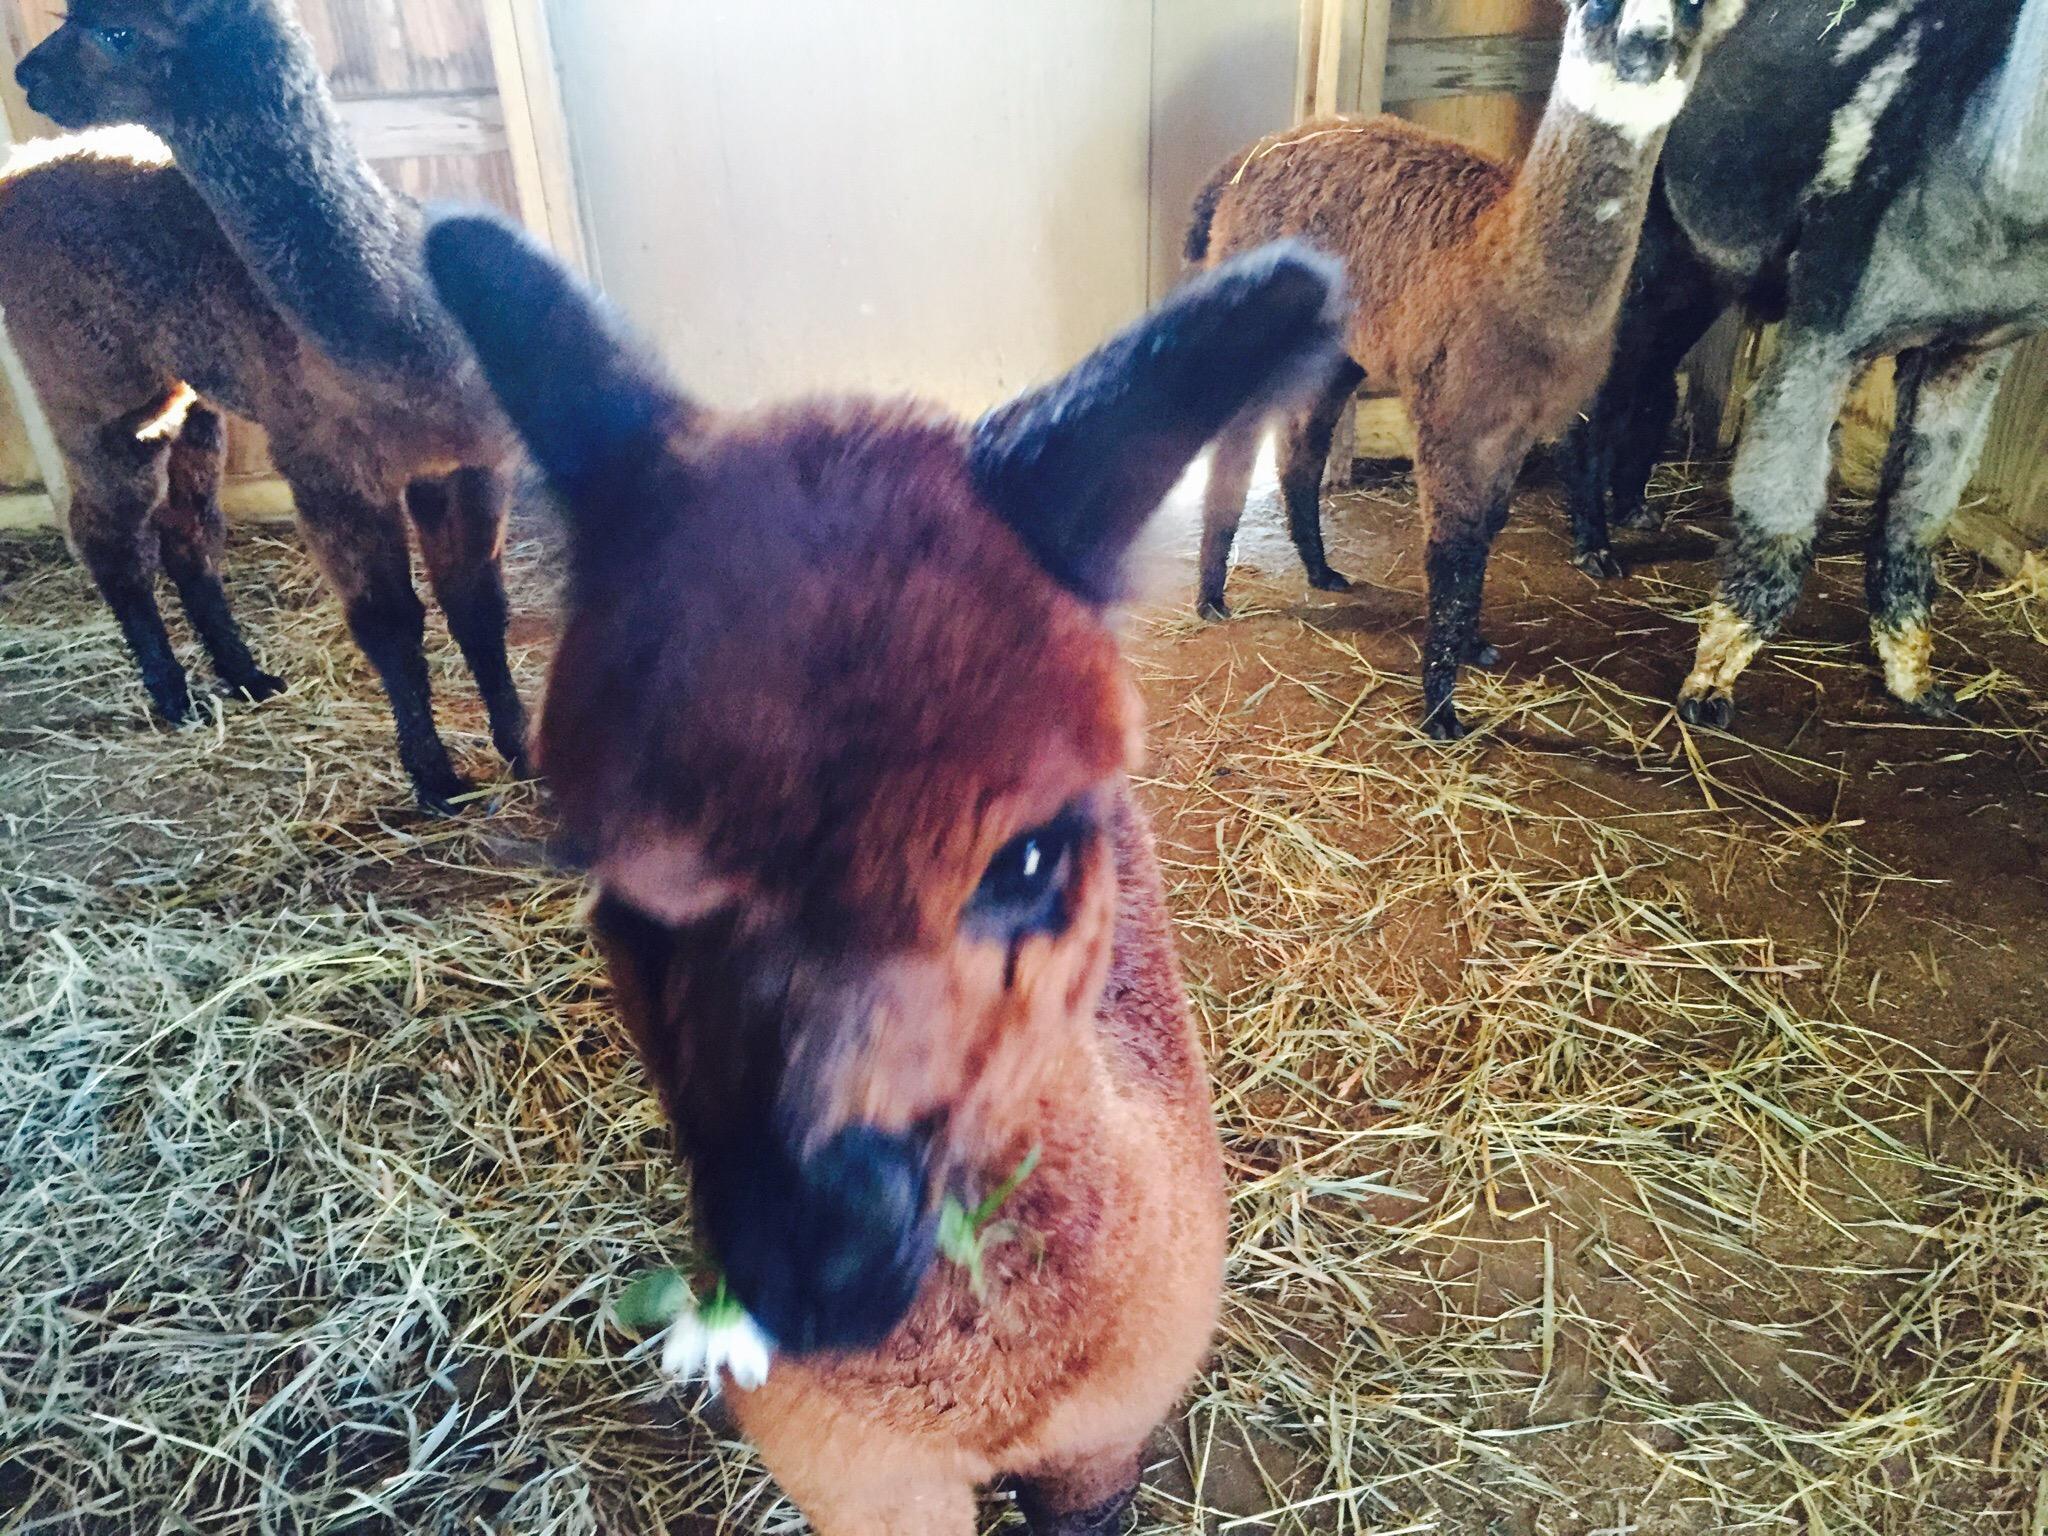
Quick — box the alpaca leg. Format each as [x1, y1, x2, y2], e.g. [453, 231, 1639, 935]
[1603, 365, 1679, 543]
[405, 467, 530, 774]
[1416, 440, 1516, 741]
[290, 471, 469, 812]
[1608, 289, 1723, 535]
[1196, 420, 1262, 620]
[65, 423, 187, 722]
[1014, 1442, 1145, 1536]
[1276, 359, 1366, 594]
[154, 405, 283, 702]
[1557, 412, 1618, 575]
[1678, 333, 1855, 728]
[1865, 344, 2009, 717]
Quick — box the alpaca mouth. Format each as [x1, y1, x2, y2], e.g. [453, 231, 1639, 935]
[20, 82, 85, 129]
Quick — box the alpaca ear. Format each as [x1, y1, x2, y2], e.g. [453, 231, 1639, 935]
[424, 211, 696, 543]
[969, 239, 1347, 603]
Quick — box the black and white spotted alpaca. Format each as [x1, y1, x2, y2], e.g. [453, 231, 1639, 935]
[1557, 0, 2045, 725]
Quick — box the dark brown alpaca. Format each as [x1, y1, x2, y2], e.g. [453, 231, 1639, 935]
[1190, 0, 1739, 738]
[0, 0, 527, 810]
[428, 214, 1347, 1535]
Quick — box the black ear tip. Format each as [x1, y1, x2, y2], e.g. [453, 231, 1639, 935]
[423, 210, 533, 319]
[1206, 238, 1349, 334]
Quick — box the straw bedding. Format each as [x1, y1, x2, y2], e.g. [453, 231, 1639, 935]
[1, 469, 2042, 1533]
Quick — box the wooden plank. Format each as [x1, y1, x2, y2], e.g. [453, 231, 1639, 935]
[1383, 33, 1554, 102]
[298, 0, 498, 98]
[484, 0, 590, 277]
[1356, 0, 1395, 115]
[1977, 333, 2048, 542]
[1392, 0, 1562, 41]
[0, 101, 69, 511]
[0, 476, 293, 531]
[336, 89, 505, 158]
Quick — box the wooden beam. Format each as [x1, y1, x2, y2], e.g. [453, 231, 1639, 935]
[483, 0, 591, 278]
[1356, 0, 1394, 116]
[1382, 33, 1555, 103]
[0, 84, 70, 514]
[337, 90, 507, 159]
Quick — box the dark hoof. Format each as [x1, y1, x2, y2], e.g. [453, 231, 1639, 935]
[505, 748, 538, 782]
[1677, 693, 1733, 729]
[1421, 707, 1468, 742]
[227, 670, 287, 704]
[1464, 636, 1502, 669]
[1573, 547, 1625, 581]
[414, 773, 478, 817]
[151, 689, 195, 727]
[1903, 686, 1962, 721]
[1306, 565, 1353, 593]
[1196, 594, 1231, 622]
[1611, 502, 1663, 532]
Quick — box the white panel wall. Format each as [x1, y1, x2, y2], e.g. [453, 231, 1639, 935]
[547, 0, 1155, 414]
[1147, 0, 1301, 301]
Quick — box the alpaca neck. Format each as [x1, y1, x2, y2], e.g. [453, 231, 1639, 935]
[1501, 82, 1673, 325]
[159, 2, 454, 376]
[1974, 0, 2048, 206]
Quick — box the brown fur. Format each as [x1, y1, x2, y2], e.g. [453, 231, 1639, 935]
[427, 217, 1351, 1534]
[3, 0, 528, 810]
[551, 403, 1226, 1533]
[1192, 1, 1730, 738]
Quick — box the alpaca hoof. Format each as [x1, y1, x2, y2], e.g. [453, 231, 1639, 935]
[228, 670, 288, 704]
[1464, 636, 1502, 669]
[1307, 565, 1353, 593]
[1677, 692, 1733, 729]
[1196, 594, 1231, 622]
[1611, 502, 1662, 532]
[1421, 706, 1468, 741]
[414, 772, 477, 817]
[1902, 686, 1962, 721]
[150, 688, 195, 727]
[1573, 547, 1625, 581]
[505, 748, 538, 781]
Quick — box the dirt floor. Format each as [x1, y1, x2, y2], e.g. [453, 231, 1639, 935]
[1, 457, 2044, 1534]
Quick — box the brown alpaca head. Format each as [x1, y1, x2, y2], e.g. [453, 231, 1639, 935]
[15, 0, 292, 132]
[427, 214, 1343, 1354]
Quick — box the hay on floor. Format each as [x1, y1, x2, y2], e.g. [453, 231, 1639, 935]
[0, 482, 2043, 1533]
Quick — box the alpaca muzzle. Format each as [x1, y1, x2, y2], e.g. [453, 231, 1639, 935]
[697, 1121, 938, 1355]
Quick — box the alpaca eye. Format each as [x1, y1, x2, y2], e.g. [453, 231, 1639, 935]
[967, 809, 1086, 938]
[94, 26, 138, 54]
[1582, 0, 1621, 23]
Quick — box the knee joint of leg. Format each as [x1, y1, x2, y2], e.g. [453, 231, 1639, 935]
[347, 586, 428, 645]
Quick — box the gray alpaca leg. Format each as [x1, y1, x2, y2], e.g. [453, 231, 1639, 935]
[1865, 344, 2010, 715]
[1196, 420, 1262, 620]
[1679, 332, 1857, 728]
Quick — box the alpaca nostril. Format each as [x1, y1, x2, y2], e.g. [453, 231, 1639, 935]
[702, 1121, 936, 1356]
[1614, 32, 1673, 83]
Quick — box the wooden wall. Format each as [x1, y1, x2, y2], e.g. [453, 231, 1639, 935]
[0, 0, 529, 521]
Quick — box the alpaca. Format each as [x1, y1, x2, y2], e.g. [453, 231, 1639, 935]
[427, 214, 1346, 1536]
[1557, 0, 2044, 728]
[1188, 0, 1739, 739]
[1, 0, 528, 811]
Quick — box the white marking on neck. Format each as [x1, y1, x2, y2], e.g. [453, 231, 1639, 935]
[1554, 50, 1689, 144]
[1815, 27, 1920, 194]
[1831, 0, 1911, 63]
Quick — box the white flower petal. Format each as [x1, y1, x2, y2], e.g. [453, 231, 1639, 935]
[660, 1313, 710, 1379]
[718, 1314, 775, 1390]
